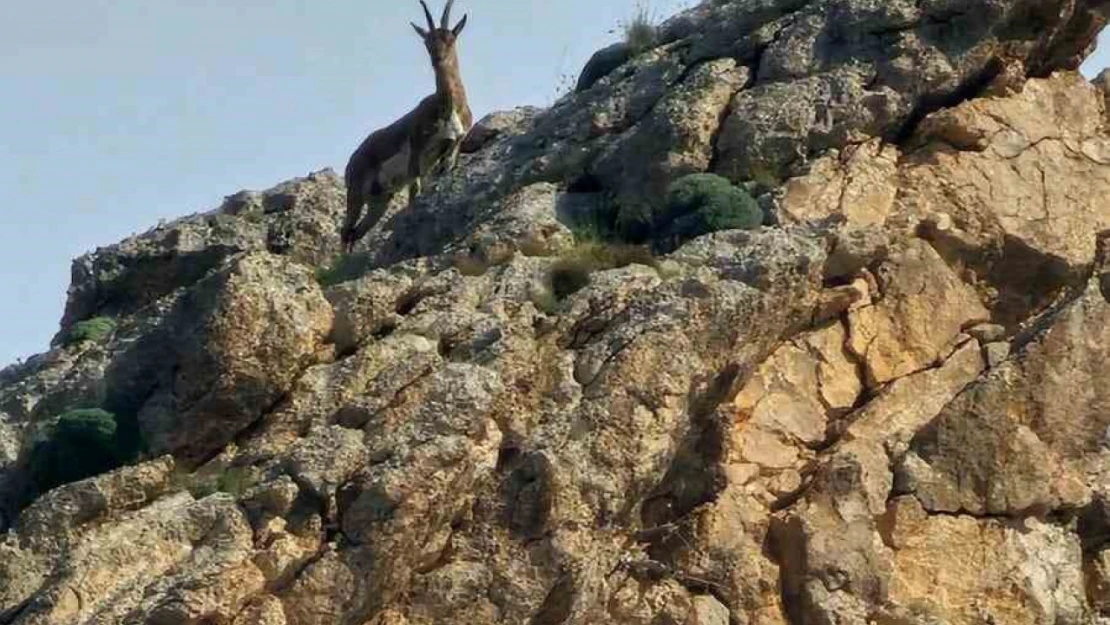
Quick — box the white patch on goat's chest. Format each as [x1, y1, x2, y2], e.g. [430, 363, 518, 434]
[435, 110, 467, 142]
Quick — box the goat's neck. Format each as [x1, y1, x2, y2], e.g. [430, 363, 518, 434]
[432, 53, 467, 113]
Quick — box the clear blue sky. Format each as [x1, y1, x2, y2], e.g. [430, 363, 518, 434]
[0, 3, 1106, 367]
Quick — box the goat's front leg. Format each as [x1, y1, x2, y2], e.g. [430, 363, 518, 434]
[430, 142, 461, 178]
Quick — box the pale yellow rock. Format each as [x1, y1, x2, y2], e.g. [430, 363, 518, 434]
[898, 72, 1110, 323]
[847, 240, 988, 386]
[802, 322, 863, 416]
[845, 339, 984, 453]
[886, 496, 1087, 624]
[733, 321, 863, 449]
[689, 595, 731, 625]
[670, 480, 786, 624]
[253, 529, 322, 587]
[735, 425, 802, 470]
[608, 578, 693, 625]
[734, 342, 827, 445]
[280, 550, 357, 625]
[768, 469, 803, 498]
[900, 275, 1110, 516]
[233, 596, 288, 625]
[781, 138, 900, 228]
[7, 490, 260, 625]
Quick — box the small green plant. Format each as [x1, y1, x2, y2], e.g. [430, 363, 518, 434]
[546, 241, 657, 300]
[169, 464, 258, 500]
[566, 203, 620, 245]
[529, 286, 559, 314]
[518, 236, 556, 258]
[65, 316, 116, 346]
[316, 253, 374, 286]
[29, 408, 128, 494]
[453, 254, 491, 277]
[621, 2, 658, 54]
[215, 466, 257, 497]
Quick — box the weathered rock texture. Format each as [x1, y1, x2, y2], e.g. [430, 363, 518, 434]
[3, 0, 1110, 623]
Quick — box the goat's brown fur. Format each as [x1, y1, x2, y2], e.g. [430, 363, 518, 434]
[341, 0, 473, 252]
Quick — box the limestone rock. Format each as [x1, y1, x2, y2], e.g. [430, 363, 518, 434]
[733, 320, 863, 453]
[885, 496, 1089, 625]
[847, 239, 988, 386]
[843, 339, 985, 455]
[335, 364, 503, 620]
[233, 596, 288, 625]
[779, 138, 900, 229]
[3, 0, 1110, 622]
[900, 274, 1110, 516]
[0, 457, 268, 625]
[460, 106, 542, 153]
[899, 72, 1110, 325]
[774, 445, 894, 625]
[1089, 547, 1110, 617]
[593, 59, 751, 224]
[714, 0, 1107, 182]
[59, 170, 344, 335]
[125, 253, 333, 463]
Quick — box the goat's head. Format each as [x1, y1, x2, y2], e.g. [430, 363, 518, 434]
[411, 0, 467, 66]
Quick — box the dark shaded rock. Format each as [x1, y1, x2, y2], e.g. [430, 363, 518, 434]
[575, 42, 634, 92]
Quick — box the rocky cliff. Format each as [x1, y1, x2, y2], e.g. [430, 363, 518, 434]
[4, 0, 1110, 623]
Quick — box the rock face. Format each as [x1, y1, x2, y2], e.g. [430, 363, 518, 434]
[3, 0, 1110, 623]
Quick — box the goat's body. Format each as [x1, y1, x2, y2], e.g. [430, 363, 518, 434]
[342, 92, 471, 250]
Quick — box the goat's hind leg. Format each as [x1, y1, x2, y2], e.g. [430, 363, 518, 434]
[341, 182, 365, 253]
[350, 190, 393, 245]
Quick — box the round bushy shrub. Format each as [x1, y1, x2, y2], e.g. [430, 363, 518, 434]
[64, 316, 116, 346]
[664, 173, 763, 231]
[29, 408, 123, 494]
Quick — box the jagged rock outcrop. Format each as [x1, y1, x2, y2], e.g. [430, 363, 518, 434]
[3, 0, 1110, 623]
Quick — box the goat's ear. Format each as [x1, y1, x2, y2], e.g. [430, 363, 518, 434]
[411, 22, 428, 38]
[452, 14, 468, 37]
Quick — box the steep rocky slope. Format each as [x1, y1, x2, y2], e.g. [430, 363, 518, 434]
[4, 0, 1110, 623]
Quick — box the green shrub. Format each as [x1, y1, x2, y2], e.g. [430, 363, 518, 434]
[546, 241, 656, 300]
[65, 316, 116, 346]
[316, 252, 374, 287]
[29, 408, 127, 494]
[654, 173, 763, 250]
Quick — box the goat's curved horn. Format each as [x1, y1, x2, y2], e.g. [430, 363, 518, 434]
[419, 1, 436, 31]
[440, 0, 455, 29]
